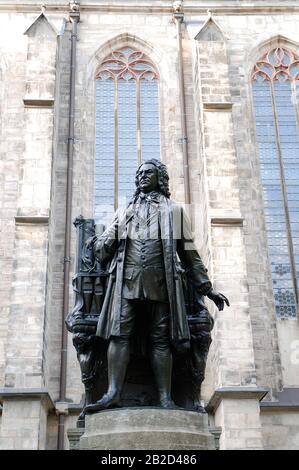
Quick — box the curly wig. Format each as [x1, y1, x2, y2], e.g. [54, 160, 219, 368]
[133, 159, 171, 200]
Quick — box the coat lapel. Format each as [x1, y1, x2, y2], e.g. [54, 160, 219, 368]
[97, 195, 190, 345]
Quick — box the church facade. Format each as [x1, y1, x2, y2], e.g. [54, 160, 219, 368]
[0, 0, 299, 450]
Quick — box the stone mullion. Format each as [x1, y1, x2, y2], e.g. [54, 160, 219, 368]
[114, 77, 119, 210]
[136, 78, 142, 165]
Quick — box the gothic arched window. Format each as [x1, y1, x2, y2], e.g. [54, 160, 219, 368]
[94, 47, 160, 222]
[252, 47, 299, 317]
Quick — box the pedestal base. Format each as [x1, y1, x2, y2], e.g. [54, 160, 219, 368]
[73, 408, 216, 450]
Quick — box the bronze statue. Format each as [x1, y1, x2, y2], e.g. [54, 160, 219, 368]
[65, 217, 108, 425]
[69, 159, 229, 416]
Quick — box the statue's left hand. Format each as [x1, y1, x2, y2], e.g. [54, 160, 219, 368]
[85, 236, 96, 249]
[207, 289, 230, 311]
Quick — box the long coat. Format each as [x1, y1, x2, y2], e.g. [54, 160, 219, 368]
[94, 195, 211, 348]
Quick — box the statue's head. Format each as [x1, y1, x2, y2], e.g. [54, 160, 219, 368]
[134, 159, 171, 199]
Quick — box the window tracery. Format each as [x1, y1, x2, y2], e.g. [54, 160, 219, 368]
[94, 47, 160, 222]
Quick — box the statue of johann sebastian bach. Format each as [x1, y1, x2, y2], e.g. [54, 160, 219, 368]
[85, 159, 229, 413]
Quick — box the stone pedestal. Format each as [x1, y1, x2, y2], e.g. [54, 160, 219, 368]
[71, 408, 216, 450]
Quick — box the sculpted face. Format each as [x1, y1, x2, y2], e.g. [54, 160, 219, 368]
[138, 163, 158, 193]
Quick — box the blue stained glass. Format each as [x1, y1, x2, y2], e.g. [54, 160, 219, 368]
[274, 81, 299, 283]
[118, 79, 137, 206]
[252, 79, 297, 318]
[95, 80, 115, 224]
[140, 80, 161, 161]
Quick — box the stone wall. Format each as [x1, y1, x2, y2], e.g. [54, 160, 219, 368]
[0, 13, 27, 390]
[0, 0, 299, 450]
[261, 410, 299, 450]
[215, 398, 263, 450]
[0, 398, 48, 450]
[0, 8, 60, 449]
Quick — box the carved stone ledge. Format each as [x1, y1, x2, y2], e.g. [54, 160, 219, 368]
[208, 426, 222, 450]
[55, 401, 70, 416]
[206, 387, 270, 413]
[211, 217, 243, 227]
[67, 403, 85, 414]
[0, 388, 55, 411]
[15, 215, 49, 225]
[260, 388, 299, 411]
[203, 102, 233, 111]
[23, 98, 54, 108]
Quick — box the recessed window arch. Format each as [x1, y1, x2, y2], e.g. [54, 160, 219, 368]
[94, 46, 161, 223]
[252, 46, 299, 317]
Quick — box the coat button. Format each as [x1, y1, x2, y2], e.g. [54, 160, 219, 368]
[117, 256, 122, 262]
